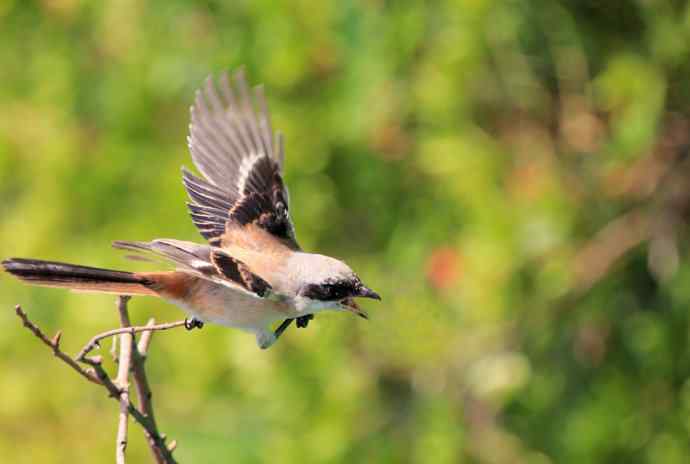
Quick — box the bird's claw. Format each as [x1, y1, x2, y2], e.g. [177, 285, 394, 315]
[184, 317, 204, 330]
[272, 315, 314, 342]
[296, 314, 314, 328]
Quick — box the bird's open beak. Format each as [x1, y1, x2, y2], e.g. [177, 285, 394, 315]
[339, 285, 380, 319]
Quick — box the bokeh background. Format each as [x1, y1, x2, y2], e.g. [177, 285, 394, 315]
[2, 1, 690, 462]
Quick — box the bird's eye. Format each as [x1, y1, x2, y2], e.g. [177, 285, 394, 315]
[302, 282, 352, 301]
[328, 285, 346, 300]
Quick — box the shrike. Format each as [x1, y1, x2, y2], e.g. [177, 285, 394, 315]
[3, 69, 380, 349]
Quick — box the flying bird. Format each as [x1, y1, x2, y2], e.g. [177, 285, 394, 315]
[3, 69, 380, 349]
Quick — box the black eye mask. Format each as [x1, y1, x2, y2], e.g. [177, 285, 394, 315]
[301, 280, 355, 301]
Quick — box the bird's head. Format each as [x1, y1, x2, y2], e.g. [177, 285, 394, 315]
[291, 254, 381, 317]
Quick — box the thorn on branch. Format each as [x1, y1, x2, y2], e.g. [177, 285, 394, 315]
[14, 305, 101, 386]
[51, 331, 62, 347]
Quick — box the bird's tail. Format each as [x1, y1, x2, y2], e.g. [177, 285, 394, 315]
[2, 258, 157, 296]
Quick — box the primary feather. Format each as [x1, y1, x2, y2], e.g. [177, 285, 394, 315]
[185, 69, 298, 250]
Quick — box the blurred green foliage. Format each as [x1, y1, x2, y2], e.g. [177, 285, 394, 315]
[2, 0, 690, 462]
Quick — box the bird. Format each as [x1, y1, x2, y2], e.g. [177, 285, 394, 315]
[2, 68, 381, 349]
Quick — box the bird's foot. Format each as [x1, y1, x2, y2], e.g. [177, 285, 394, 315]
[296, 314, 314, 328]
[184, 317, 204, 330]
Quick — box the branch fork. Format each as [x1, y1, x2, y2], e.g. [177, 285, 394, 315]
[15, 296, 187, 463]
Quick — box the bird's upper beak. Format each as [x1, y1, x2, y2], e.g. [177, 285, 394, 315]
[357, 285, 381, 301]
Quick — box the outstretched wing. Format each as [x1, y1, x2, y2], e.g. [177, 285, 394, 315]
[183, 69, 299, 251]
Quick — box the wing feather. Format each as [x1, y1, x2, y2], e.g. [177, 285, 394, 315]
[182, 168, 236, 208]
[235, 71, 270, 159]
[254, 86, 276, 165]
[113, 240, 272, 299]
[211, 250, 271, 297]
[218, 72, 255, 155]
[184, 69, 299, 250]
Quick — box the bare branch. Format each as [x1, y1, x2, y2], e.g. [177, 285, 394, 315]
[116, 297, 134, 464]
[76, 320, 188, 362]
[80, 354, 174, 455]
[116, 297, 177, 464]
[15, 301, 179, 463]
[80, 355, 124, 398]
[17, 310, 160, 449]
[15, 305, 101, 386]
[137, 318, 156, 357]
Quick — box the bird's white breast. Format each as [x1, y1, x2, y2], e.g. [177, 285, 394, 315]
[165, 278, 296, 333]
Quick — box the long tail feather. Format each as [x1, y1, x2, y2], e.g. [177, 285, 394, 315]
[2, 258, 157, 296]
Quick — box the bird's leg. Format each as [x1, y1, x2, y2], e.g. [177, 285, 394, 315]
[271, 315, 314, 344]
[184, 317, 204, 330]
[274, 318, 294, 340]
[296, 314, 314, 328]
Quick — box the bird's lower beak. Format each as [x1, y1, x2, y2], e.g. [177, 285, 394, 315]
[340, 298, 369, 319]
[339, 285, 380, 319]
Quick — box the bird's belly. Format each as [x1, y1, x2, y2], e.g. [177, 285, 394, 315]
[166, 280, 293, 332]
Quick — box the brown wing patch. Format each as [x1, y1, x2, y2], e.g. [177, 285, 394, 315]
[210, 250, 271, 297]
[184, 155, 298, 250]
[226, 167, 297, 248]
[220, 224, 295, 258]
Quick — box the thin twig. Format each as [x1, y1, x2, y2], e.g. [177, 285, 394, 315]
[116, 340, 132, 462]
[137, 319, 156, 357]
[117, 298, 178, 464]
[15, 302, 179, 463]
[17, 312, 164, 442]
[14, 305, 101, 385]
[76, 320, 188, 362]
[81, 354, 172, 443]
[110, 333, 119, 362]
[116, 297, 134, 464]
[80, 355, 124, 398]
